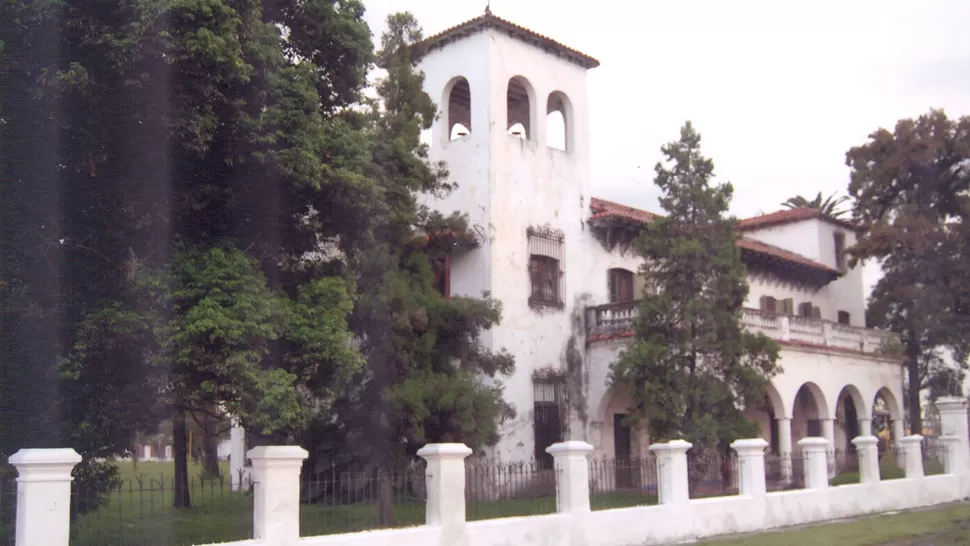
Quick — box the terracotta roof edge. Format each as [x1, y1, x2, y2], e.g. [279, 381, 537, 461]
[415, 13, 600, 70]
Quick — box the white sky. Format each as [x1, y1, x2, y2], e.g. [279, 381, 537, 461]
[361, 0, 970, 297]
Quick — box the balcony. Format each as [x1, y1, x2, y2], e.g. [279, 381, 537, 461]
[586, 302, 900, 356]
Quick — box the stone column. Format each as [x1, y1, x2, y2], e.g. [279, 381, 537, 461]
[731, 438, 768, 496]
[248, 445, 308, 546]
[898, 435, 924, 479]
[936, 397, 969, 474]
[649, 440, 691, 505]
[229, 418, 248, 491]
[851, 436, 880, 484]
[777, 418, 793, 483]
[892, 418, 906, 445]
[821, 418, 836, 477]
[798, 437, 830, 490]
[417, 443, 473, 527]
[858, 418, 873, 437]
[547, 441, 594, 514]
[8, 448, 83, 546]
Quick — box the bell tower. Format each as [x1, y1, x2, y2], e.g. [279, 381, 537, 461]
[416, 11, 600, 461]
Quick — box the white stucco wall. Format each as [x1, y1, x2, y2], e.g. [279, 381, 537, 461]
[418, 27, 627, 461]
[417, 23, 890, 464]
[743, 220, 867, 326]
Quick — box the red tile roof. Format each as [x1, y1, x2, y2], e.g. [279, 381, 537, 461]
[736, 238, 840, 275]
[416, 11, 600, 70]
[588, 197, 840, 276]
[739, 207, 859, 232]
[589, 197, 658, 223]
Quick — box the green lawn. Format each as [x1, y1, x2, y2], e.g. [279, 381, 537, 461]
[830, 453, 945, 486]
[702, 502, 970, 545]
[58, 458, 960, 546]
[71, 460, 251, 546]
[67, 460, 658, 545]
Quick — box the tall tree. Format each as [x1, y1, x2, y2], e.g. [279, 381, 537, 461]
[64, 246, 360, 507]
[781, 191, 850, 218]
[3, 0, 375, 508]
[609, 122, 780, 459]
[317, 12, 516, 525]
[846, 109, 970, 435]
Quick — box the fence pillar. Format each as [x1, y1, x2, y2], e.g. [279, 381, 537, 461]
[940, 435, 963, 475]
[731, 438, 768, 496]
[898, 435, 924, 479]
[936, 397, 970, 475]
[248, 446, 308, 546]
[547, 441, 594, 514]
[649, 440, 691, 505]
[8, 448, 82, 546]
[851, 436, 880, 484]
[417, 443, 472, 527]
[798, 437, 829, 490]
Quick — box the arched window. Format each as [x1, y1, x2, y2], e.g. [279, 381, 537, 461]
[446, 77, 471, 141]
[507, 76, 533, 140]
[608, 268, 634, 303]
[546, 91, 571, 152]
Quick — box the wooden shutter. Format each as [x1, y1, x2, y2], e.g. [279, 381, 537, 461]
[781, 298, 794, 315]
[798, 302, 813, 317]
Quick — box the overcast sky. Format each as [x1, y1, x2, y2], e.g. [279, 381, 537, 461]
[361, 0, 970, 296]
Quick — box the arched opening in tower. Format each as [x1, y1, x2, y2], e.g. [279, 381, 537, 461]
[546, 92, 569, 152]
[507, 77, 532, 139]
[448, 77, 471, 141]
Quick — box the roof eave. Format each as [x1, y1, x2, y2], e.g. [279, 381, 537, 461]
[415, 15, 600, 70]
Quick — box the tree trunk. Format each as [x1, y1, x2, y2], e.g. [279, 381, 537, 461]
[132, 438, 139, 471]
[906, 331, 922, 437]
[172, 411, 191, 508]
[377, 467, 394, 526]
[202, 410, 220, 476]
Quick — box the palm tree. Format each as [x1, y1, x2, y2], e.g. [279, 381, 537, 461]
[782, 191, 850, 218]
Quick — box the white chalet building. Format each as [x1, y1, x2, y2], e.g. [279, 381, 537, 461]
[412, 11, 906, 465]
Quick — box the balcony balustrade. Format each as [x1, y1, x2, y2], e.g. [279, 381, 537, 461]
[586, 301, 898, 355]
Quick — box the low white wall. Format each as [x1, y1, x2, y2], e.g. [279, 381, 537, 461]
[453, 475, 968, 546]
[10, 398, 970, 546]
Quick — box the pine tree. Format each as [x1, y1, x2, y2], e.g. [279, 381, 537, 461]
[608, 122, 780, 463]
[319, 13, 516, 525]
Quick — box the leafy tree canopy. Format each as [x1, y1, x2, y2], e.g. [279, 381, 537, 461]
[609, 122, 780, 452]
[846, 109, 970, 434]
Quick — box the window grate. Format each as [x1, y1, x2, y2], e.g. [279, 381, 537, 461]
[527, 227, 565, 309]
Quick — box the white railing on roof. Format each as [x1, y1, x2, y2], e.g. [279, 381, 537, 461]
[587, 301, 898, 356]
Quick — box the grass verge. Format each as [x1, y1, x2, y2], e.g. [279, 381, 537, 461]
[703, 502, 970, 546]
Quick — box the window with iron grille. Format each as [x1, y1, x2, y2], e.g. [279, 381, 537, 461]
[533, 377, 568, 468]
[527, 227, 565, 309]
